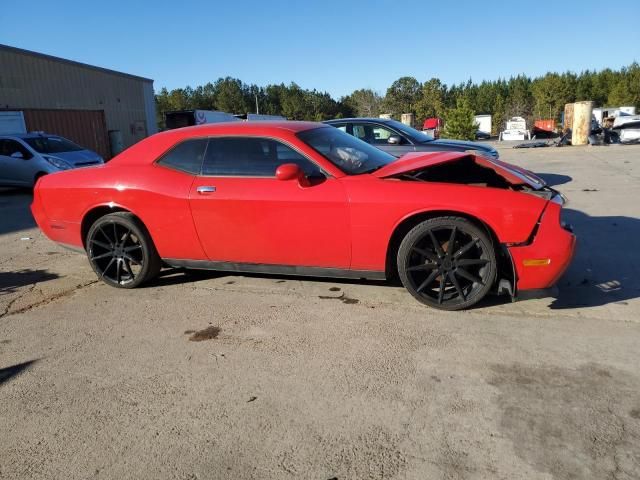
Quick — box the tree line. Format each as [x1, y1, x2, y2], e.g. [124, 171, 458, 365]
[156, 63, 640, 136]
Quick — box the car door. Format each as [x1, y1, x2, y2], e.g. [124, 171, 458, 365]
[189, 136, 351, 268]
[0, 140, 9, 184]
[350, 122, 414, 157]
[0, 139, 35, 186]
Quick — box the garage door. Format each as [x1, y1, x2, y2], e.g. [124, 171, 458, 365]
[23, 109, 111, 160]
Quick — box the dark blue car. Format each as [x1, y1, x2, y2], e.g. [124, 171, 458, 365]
[324, 118, 498, 159]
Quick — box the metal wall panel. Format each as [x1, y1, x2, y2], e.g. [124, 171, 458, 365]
[143, 82, 158, 135]
[0, 45, 156, 153]
[23, 109, 110, 159]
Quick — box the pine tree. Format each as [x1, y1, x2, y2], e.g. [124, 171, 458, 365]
[383, 77, 422, 117]
[442, 99, 477, 140]
[343, 89, 383, 117]
[492, 95, 506, 136]
[608, 62, 640, 107]
[415, 78, 445, 125]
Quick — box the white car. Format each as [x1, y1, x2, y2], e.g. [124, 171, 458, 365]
[0, 133, 104, 187]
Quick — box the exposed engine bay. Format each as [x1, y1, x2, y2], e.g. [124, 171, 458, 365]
[389, 154, 562, 202]
[396, 155, 513, 188]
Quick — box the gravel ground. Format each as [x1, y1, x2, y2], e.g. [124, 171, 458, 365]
[1, 143, 640, 479]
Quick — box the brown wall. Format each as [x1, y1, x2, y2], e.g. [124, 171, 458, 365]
[22, 109, 110, 159]
[0, 45, 156, 154]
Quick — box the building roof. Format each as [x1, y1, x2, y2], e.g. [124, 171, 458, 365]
[0, 44, 153, 83]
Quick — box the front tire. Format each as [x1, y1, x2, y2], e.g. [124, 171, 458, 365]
[86, 212, 161, 288]
[397, 216, 496, 310]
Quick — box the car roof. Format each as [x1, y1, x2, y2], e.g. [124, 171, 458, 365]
[324, 118, 393, 124]
[109, 121, 332, 166]
[0, 132, 61, 139]
[163, 120, 325, 137]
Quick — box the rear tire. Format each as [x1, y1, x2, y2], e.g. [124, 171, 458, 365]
[397, 216, 496, 310]
[86, 212, 161, 288]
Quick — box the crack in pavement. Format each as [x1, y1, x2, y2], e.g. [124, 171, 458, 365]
[0, 280, 99, 319]
[1, 283, 37, 318]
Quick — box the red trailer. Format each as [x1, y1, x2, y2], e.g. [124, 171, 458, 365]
[533, 119, 557, 137]
[423, 117, 442, 138]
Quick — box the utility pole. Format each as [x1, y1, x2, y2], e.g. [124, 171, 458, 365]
[255, 94, 259, 115]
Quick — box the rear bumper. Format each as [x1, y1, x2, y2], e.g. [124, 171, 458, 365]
[30, 188, 49, 234]
[31, 187, 83, 249]
[508, 201, 576, 291]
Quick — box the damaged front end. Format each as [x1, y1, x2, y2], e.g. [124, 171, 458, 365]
[374, 152, 575, 298]
[374, 152, 563, 201]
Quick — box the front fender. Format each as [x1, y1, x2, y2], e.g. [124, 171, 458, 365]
[343, 176, 548, 271]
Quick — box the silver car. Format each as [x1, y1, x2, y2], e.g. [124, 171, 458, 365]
[0, 133, 104, 187]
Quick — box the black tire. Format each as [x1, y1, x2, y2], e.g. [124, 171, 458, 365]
[397, 216, 496, 310]
[86, 212, 161, 288]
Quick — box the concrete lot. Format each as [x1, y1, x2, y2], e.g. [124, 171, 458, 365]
[1, 143, 640, 479]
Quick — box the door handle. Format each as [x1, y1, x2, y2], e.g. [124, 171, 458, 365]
[197, 186, 216, 194]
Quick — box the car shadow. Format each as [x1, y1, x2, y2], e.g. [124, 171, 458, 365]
[148, 267, 389, 288]
[0, 359, 38, 386]
[0, 188, 36, 235]
[536, 173, 573, 187]
[548, 209, 640, 309]
[0, 269, 59, 295]
[146, 268, 227, 287]
[149, 207, 640, 311]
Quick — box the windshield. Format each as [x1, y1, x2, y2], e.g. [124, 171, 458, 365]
[24, 136, 84, 154]
[297, 127, 396, 175]
[384, 119, 434, 143]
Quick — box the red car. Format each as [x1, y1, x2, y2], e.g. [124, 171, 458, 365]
[32, 121, 575, 310]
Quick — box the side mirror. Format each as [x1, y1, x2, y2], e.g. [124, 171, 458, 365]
[275, 163, 309, 186]
[387, 135, 402, 145]
[10, 151, 24, 159]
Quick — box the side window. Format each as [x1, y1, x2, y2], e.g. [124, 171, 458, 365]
[273, 143, 323, 176]
[156, 139, 208, 174]
[352, 124, 402, 145]
[352, 124, 371, 142]
[371, 125, 407, 145]
[202, 137, 322, 177]
[1, 139, 32, 159]
[332, 124, 348, 133]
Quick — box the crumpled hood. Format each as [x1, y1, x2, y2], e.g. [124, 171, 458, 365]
[49, 149, 104, 166]
[431, 138, 498, 156]
[373, 151, 546, 189]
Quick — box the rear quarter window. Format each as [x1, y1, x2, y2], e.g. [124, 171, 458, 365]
[156, 139, 208, 174]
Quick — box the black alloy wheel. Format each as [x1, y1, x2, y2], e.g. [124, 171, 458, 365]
[397, 216, 496, 310]
[86, 212, 161, 288]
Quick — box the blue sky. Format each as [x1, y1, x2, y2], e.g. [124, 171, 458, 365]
[2, 0, 638, 98]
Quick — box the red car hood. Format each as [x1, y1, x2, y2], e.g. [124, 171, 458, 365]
[372, 151, 546, 189]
